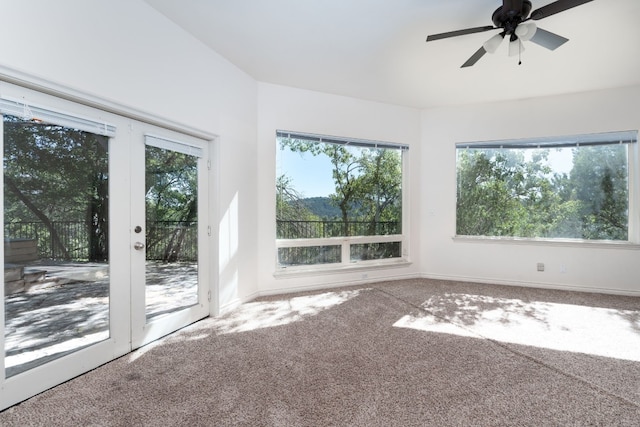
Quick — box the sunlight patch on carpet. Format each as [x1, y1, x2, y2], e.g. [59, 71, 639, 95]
[393, 293, 640, 362]
[211, 289, 366, 334]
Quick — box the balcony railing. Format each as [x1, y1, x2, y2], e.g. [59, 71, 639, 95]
[277, 219, 400, 239]
[4, 221, 197, 262]
[5, 219, 402, 265]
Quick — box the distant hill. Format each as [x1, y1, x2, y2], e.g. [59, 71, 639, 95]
[301, 197, 341, 219]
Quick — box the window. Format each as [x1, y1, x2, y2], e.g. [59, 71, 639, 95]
[276, 131, 408, 268]
[455, 131, 638, 241]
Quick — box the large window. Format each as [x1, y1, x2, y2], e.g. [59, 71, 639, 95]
[276, 131, 408, 268]
[456, 131, 638, 241]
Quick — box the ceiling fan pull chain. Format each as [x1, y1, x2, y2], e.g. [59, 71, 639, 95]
[518, 40, 522, 65]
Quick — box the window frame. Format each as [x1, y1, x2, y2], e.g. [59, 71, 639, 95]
[454, 130, 639, 245]
[275, 130, 410, 273]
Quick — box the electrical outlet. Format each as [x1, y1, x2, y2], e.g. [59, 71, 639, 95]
[537, 262, 545, 272]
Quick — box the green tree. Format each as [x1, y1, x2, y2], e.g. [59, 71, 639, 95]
[456, 148, 561, 238]
[3, 115, 109, 261]
[456, 144, 629, 241]
[357, 148, 402, 234]
[276, 174, 318, 238]
[569, 145, 627, 239]
[278, 137, 402, 237]
[145, 146, 198, 262]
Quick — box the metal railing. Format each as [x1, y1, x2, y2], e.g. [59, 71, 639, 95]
[4, 221, 198, 262]
[277, 219, 400, 239]
[5, 219, 401, 263]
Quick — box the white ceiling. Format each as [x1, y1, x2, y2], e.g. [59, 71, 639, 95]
[145, 0, 640, 109]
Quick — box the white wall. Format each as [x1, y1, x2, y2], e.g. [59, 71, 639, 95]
[0, 0, 259, 310]
[256, 83, 422, 296]
[2, 1, 636, 305]
[421, 85, 640, 296]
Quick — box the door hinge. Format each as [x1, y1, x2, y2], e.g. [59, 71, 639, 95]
[207, 290, 211, 302]
[207, 159, 211, 170]
[207, 225, 211, 236]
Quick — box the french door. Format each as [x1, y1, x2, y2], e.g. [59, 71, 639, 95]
[130, 127, 210, 348]
[1, 83, 212, 410]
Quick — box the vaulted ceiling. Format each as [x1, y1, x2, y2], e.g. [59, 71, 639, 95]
[145, 0, 640, 109]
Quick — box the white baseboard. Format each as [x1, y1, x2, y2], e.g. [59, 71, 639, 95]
[419, 273, 640, 297]
[245, 272, 422, 301]
[215, 272, 639, 316]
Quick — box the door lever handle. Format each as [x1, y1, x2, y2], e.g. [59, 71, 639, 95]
[134, 242, 145, 250]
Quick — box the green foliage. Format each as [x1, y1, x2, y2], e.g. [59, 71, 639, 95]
[145, 146, 197, 224]
[456, 144, 628, 240]
[4, 115, 109, 260]
[278, 137, 402, 238]
[145, 146, 199, 262]
[300, 197, 341, 219]
[570, 146, 628, 240]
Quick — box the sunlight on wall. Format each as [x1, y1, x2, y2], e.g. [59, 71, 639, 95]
[211, 289, 365, 334]
[394, 293, 640, 362]
[219, 192, 239, 273]
[219, 192, 239, 307]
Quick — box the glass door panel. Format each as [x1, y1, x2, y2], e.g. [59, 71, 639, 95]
[3, 114, 110, 377]
[145, 145, 199, 319]
[131, 132, 209, 348]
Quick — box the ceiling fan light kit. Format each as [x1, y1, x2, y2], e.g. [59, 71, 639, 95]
[515, 22, 537, 41]
[483, 33, 505, 54]
[426, 0, 593, 68]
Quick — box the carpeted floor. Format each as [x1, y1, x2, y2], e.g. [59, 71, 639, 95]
[1, 278, 639, 426]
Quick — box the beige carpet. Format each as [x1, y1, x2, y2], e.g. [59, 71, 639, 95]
[1, 278, 639, 426]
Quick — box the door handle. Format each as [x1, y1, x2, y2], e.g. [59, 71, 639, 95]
[134, 242, 145, 250]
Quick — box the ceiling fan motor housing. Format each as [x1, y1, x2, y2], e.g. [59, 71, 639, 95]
[492, 0, 532, 35]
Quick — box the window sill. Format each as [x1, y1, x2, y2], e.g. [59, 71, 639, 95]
[273, 258, 412, 278]
[452, 235, 640, 250]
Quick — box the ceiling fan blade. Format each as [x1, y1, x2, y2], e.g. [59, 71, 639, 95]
[528, 27, 569, 50]
[502, 0, 525, 13]
[461, 46, 487, 68]
[530, 0, 593, 21]
[427, 26, 495, 42]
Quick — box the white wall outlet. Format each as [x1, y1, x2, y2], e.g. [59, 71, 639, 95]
[537, 262, 545, 272]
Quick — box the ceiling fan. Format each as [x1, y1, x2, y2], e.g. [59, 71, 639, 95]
[426, 0, 593, 67]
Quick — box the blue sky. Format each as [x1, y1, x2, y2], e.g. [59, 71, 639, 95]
[277, 147, 335, 198]
[277, 145, 575, 199]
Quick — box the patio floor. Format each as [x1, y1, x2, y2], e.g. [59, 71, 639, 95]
[4, 261, 197, 377]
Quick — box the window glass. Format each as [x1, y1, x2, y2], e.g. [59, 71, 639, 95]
[456, 133, 636, 240]
[4, 114, 110, 376]
[276, 131, 405, 267]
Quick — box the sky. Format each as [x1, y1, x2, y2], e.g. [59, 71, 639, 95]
[276, 146, 339, 198]
[277, 145, 576, 199]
